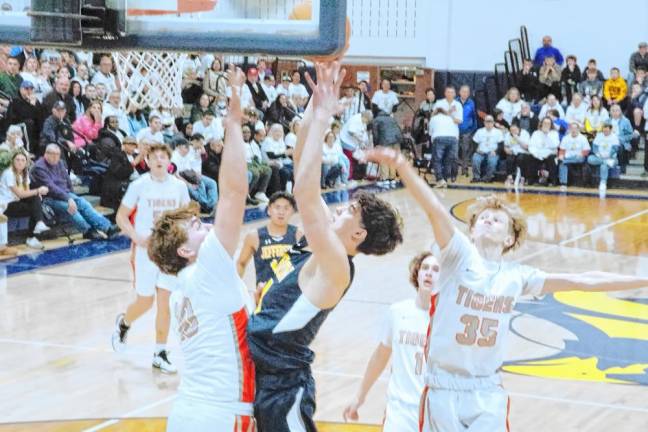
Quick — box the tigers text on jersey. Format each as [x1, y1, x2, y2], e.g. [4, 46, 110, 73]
[170, 230, 254, 412]
[425, 229, 546, 383]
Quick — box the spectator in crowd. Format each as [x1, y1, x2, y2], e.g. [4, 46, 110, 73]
[91, 54, 119, 93]
[529, 117, 560, 186]
[471, 115, 503, 183]
[340, 110, 372, 180]
[288, 70, 309, 108]
[427, 105, 459, 187]
[585, 95, 609, 136]
[202, 58, 228, 103]
[213, 94, 228, 118]
[372, 109, 403, 185]
[412, 88, 435, 149]
[561, 55, 581, 105]
[513, 102, 538, 135]
[284, 118, 301, 150]
[72, 101, 102, 150]
[95, 83, 108, 101]
[100, 136, 136, 211]
[40, 101, 75, 158]
[533, 35, 564, 67]
[628, 100, 644, 158]
[42, 76, 75, 123]
[136, 114, 164, 144]
[588, 123, 620, 198]
[181, 64, 203, 104]
[171, 136, 218, 214]
[262, 74, 278, 104]
[73, 63, 90, 89]
[371, 79, 400, 115]
[629, 42, 648, 79]
[339, 86, 359, 124]
[8, 80, 41, 149]
[0, 149, 50, 249]
[98, 115, 126, 152]
[190, 93, 212, 123]
[575, 59, 604, 85]
[565, 93, 587, 130]
[558, 122, 591, 191]
[241, 125, 271, 204]
[330, 121, 352, 187]
[102, 90, 129, 132]
[83, 84, 97, 102]
[495, 87, 523, 125]
[243, 67, 269, 114]
[275, 75, 291, 98]
[33, 61, 53, 102]
[503, 123, 531, 187]
[627, 83, 646, 119]
[69, 80, 87, 120]
[578, 67, 603, 106]
[492, 108, 511, 131]
[0, 56, 23, 98]
[126, 101, 147, 137]
[202, 135, 222, 184]
[603, 68, 628, 109]
[322, 131, 344, 188]
[539, 93, 565, 119]
[608, 104, 633, 173]
[266, 93, 296, 132]
[631, 67, 648, 91]
[192, 109, 224, 142]
[518, 58, 540, 102]
[244, 107, 265, 133]
[14, 45, 39, 70]
[538, 56, 562, 99]
[262, 123, 293, 192]
[0, 125, 25, 152]
[19, 57, 39, 88]
[31, 144, 116, 240]
[547, 109, 569, 140]
[356, 80, 372, 112]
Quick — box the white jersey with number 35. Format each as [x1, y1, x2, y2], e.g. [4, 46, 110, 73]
[426, 230, 546, 379]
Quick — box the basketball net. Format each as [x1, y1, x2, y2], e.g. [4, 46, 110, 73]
[112, 51, 187, 110]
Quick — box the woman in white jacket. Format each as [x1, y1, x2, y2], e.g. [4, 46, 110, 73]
[495, 87, 524, 124]
[503, 123, 532, 187]
[529, 117, 560, 185]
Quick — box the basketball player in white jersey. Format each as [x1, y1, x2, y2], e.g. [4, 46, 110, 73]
[343, 251, 441, 431]
[366, 148, 648, 432]
[147, 66, 256, 431]
[111, 143, 190, 373]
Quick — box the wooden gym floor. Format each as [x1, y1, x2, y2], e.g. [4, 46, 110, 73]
[1, 184, 647, 431]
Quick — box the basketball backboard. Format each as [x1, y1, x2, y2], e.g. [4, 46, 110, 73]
[0, 0, 347, 56]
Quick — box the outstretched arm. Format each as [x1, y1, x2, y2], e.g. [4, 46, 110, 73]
[214, 66, 248, 257]
[364, 148, 455, 248]
[543, 272, 648, 294]
[342, 343, 392, 422]
[293, 62, 350, 296]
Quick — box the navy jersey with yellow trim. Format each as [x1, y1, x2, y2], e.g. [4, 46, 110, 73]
[248, 238, 355, 373]
[253, 225, 298, 286]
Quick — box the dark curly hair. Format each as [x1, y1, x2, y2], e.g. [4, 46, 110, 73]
[355, 191, 403, 256]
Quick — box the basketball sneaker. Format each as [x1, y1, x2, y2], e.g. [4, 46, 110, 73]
[111, 313, 130, 352]
[152, 350, 177, 374]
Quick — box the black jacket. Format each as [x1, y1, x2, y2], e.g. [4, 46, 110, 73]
[245, 80, 269, 112]
[372, 111, 403, 147]
[40, 115, 74, 154]
[7, 94, 42, 150]
[101, 149, 133, 210]
[202, 147, 222, 182]
[41, 90, 76, 123]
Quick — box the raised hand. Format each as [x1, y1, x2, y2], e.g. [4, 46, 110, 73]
[304, 62, 347, 121]
[226, 64, 246, 124]
[363, 147, 408, 169]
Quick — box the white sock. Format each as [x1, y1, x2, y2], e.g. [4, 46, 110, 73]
[155, 344, 166, 354]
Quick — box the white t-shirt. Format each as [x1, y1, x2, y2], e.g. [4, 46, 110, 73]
[529, 130, 560, 159]
[340, 113, 368, 150]
[560, 133, 590, 159]
[136, 127, 164, 144]
[473, 127, 504, 154]
[428, 113, 458, 139]
[539, 102, 565, 119]
[121, 173, 190, 238]
[593, 132, 620, 159]
[172, 149, 203, 174]
[495, 98, 523, 124]
[171, 230, 254, 410]
[193, 118, 224, 142]
[565, 103, 588, 127]
[425, 230, 546, 380]
[322, 143, 339, 165]
[262, 83, 278, 104]
[245, 141, 263, 164]
[380, 298, 428, 427]
[102, 103, 130, 134]
[91, 71, 118, 93]
[434, 99, 464, 124]
[0, 169, 27, 208]
[372, 90, 400, 114]
[288, 83, 309, 100]
[503, 129, 530, 155]
[586, 108, 610, 131]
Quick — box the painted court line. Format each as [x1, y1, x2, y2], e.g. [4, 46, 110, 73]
[508, 391, 648, 414]
[81, 395, 177, 432]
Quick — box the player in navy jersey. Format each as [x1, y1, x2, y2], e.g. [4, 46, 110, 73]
[237, 191, 302, 303]
[247, 62, 404, 432]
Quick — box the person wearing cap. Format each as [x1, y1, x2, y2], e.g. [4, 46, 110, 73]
[7, 80, 42, 150]
[629, 42, 648, 77]
[242, 67, 269, 114]
[276, 74, 291, 99]
[0, 56, 23, 99]
[39, 100, 75, 158]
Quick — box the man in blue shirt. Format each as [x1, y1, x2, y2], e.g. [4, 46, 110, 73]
[533, 35, 564, 68]
[455, 85, 478, 178]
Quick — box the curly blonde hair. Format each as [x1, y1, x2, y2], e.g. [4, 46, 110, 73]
[467, 195, 527, 254]
[147, 202, 201, 275]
